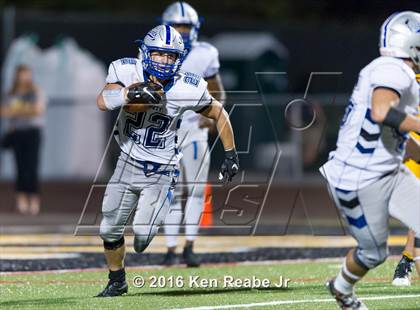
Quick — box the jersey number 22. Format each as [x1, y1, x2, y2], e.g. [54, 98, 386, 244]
[124, 111, 171, 149]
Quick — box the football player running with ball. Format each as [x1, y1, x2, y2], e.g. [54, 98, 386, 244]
[320, 11, 420, 310]
[160, 1, 226, 268]
[95, 25, 239, 297]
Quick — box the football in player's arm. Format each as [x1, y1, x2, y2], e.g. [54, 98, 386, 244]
[97, 80, 237, 181]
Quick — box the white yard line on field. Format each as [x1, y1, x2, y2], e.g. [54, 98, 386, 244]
[171, 294, 420, 310]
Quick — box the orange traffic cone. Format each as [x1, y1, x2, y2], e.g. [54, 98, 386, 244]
[200, 183, 213, 227]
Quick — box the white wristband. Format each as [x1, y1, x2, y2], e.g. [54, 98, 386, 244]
[102, 88, 127, 110]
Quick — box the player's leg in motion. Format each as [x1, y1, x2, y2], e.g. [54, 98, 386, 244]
[132, 173, 175, 254]
[388, 166, 420, 283]
[162, 164, 185, 266]
[414, 236, 420, 277]
[326, 175, 395, 310]
[392, 157, 420, 286]
[392, 230, 415, 286]
[183, 141, 210, 267]
[97, 157, 139, 297]
[163, 141, 210, 267]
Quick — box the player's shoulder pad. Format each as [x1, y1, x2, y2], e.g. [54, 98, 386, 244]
[110, 57, 137, 69]
[167, 70, 208, 103]
[119, 57, 138, 65]
[194, 41, 219, 56]
[373, 56, 416, 80]
[107, 58, 142, 86]
[109, 57, 138, 68]
[178, 70, 207, 88]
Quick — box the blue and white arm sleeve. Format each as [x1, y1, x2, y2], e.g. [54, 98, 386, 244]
[102, 88, 126, 110]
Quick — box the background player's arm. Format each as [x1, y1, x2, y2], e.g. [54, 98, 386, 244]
[199, 98, 235, 151]
[206, 74, 225, 105]
[200, 98, 239, 182]
[199, 74, 225, 130]
[371, 88, 420, 133]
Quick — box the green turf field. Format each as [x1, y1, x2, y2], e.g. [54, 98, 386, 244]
[1, 259, 419, 309]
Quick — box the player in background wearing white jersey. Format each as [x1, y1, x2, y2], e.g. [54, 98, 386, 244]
[160, 1, 226, 267]
[391, 73, 420, 286]
[95, 25, 239, 297]
[320, 11, 420, 310]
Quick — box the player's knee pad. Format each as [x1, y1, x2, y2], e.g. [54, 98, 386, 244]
[99, 225, 111, 240]
[354, 245, 388, 269]
[133, 225, 159, 253]
[133, 235, 152, 253]
[99, 218, 122, 242]
[103, 236, 125, 250]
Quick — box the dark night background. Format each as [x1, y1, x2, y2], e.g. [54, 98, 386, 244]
[0, 0, 418, 91]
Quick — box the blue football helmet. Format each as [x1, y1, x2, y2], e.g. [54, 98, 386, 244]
[136, 25, 186, 80]
[162, 2, 200, 50]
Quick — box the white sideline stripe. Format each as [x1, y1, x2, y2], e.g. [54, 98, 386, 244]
[171, 294, 420, 310]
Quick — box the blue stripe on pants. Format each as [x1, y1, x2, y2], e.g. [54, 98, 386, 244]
[192, 141, 198, 160]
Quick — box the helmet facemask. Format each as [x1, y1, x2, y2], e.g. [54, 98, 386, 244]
[136, 25, 186, 80]
[140, 44, 186, 80]
[169, 23, 199, 50]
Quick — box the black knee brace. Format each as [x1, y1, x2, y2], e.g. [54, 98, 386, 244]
[415, 237, 420, 248]
[103, 236, 125, 250]
[353, 246, 387, 270]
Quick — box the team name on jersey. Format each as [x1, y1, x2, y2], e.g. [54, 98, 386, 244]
[121, 58, 137, 65]
[183, 72, 201, 87]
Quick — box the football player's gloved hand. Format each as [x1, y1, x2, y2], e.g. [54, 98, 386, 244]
[218, 149, 239, 183]
[126, 82, 162, 104]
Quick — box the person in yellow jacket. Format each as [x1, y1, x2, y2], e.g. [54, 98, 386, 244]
[391, 73, 420, 286]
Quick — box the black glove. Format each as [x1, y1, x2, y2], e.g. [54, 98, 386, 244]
[126, 82, 162, 104]
[218, 149, 239, 183]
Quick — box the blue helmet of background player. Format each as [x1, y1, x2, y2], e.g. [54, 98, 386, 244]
[136, 25, 186, 80]
[162, 2, 201, 50]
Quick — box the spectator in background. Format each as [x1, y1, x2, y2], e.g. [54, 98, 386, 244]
[0, 64, 46, 215]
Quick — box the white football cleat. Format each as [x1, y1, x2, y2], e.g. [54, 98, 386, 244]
[326, 278, 368, 310]
[392, 255, 413, 287]
[392, 276, 411, 287]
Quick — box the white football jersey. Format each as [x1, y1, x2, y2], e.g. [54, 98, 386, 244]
[177, 41, 220, 144]
[105, 57, 212, 165]
[320, 56, 419, 190]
